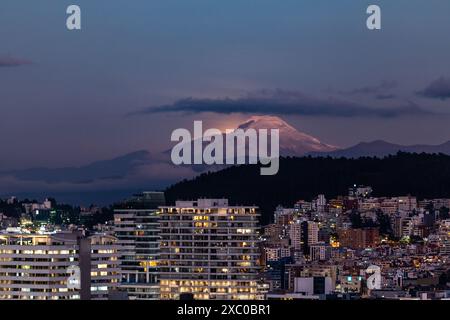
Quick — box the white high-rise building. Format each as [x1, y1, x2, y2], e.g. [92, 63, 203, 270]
[89, 234, 121, 299]
[159, 199, 261, 300]
[315, 194, 326, 213]
[0, 231, 119, 300]
[306, 221, 319, 246]
[289, 222, 302, 250]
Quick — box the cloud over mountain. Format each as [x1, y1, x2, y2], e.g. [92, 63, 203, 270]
[129, 89, 431, 118]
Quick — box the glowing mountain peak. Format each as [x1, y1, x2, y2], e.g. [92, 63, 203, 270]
[236, 115, 339, 156]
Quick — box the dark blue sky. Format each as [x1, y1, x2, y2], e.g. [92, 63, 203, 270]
[1, 0, 450, 173]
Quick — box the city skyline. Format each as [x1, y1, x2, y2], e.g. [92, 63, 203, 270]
[1, 187, 450, 301]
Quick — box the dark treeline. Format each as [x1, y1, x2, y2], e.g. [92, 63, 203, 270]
[165, 152, 450, 225]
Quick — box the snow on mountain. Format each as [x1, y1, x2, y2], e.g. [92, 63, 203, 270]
[236, 115, 338, 156]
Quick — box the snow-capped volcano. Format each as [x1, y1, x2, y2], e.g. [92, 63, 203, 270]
[236, 115, 339, 156]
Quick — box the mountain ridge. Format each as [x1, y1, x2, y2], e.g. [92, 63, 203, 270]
[2, 150, 151, 184]
[310, 139, 450, 158]
[165, 152, 450, 224]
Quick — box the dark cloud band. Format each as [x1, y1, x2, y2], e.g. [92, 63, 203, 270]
[340, 80, 397, 96]
[418, 77, 450, 100]
[129, 89, 432, 118]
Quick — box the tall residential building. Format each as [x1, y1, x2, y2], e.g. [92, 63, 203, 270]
[159, 199, 261, 300]
[301, 221, 319, 255]
[393, 216, 415, 238]
[439, 220, 450, 256]
[0, 231, 119, 300]
[289, 222, 302, 250]
[113, 191, 165, 300]
[314, 194, 326, 213]
[89, 234, 121, 299]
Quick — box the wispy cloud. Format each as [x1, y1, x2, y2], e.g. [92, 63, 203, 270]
[375, 94, 396, 100]
[339, 80, 397, 98]
[0, 56, 32, 68]
[417, 77, 450, 100]
[128, 89, 432, 118]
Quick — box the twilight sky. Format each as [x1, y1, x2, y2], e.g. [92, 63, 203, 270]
[1, 0, 450, 199]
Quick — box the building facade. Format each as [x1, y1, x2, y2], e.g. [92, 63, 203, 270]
[338, 228, 380, 249]
[159, 199, 261, 300]
[0, 231, 119, 300]
[113, 191, 165, 299]
[89, 234, 121, 299]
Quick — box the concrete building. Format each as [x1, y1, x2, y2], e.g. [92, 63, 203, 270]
[264, 247, 291, 262]
[0, 231, 119, 300]
[113, 191, 165, 300]
[309, 243, 332, 261]
[338, 228, 380, 249]
[398, 196, 417, 213]
[358, 198, 381, 212]
[159, 199, 261, 300]
[293, 277, 334, 296]
[380, 198, 399, 215]
[289, 222, 302, 251]
[302, 221, 319, 255]
[314, 195, 326, 213]
[89, 234, 121, 299]
[394, 216, 415, 238]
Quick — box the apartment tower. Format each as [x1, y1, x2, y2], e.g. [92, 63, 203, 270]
[159, 199, 261, 300]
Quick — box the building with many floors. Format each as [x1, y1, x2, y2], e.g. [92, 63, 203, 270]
[158, 199, 261, 300]
[0, 231, 119, 300]
[113, 191, 165, 300]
